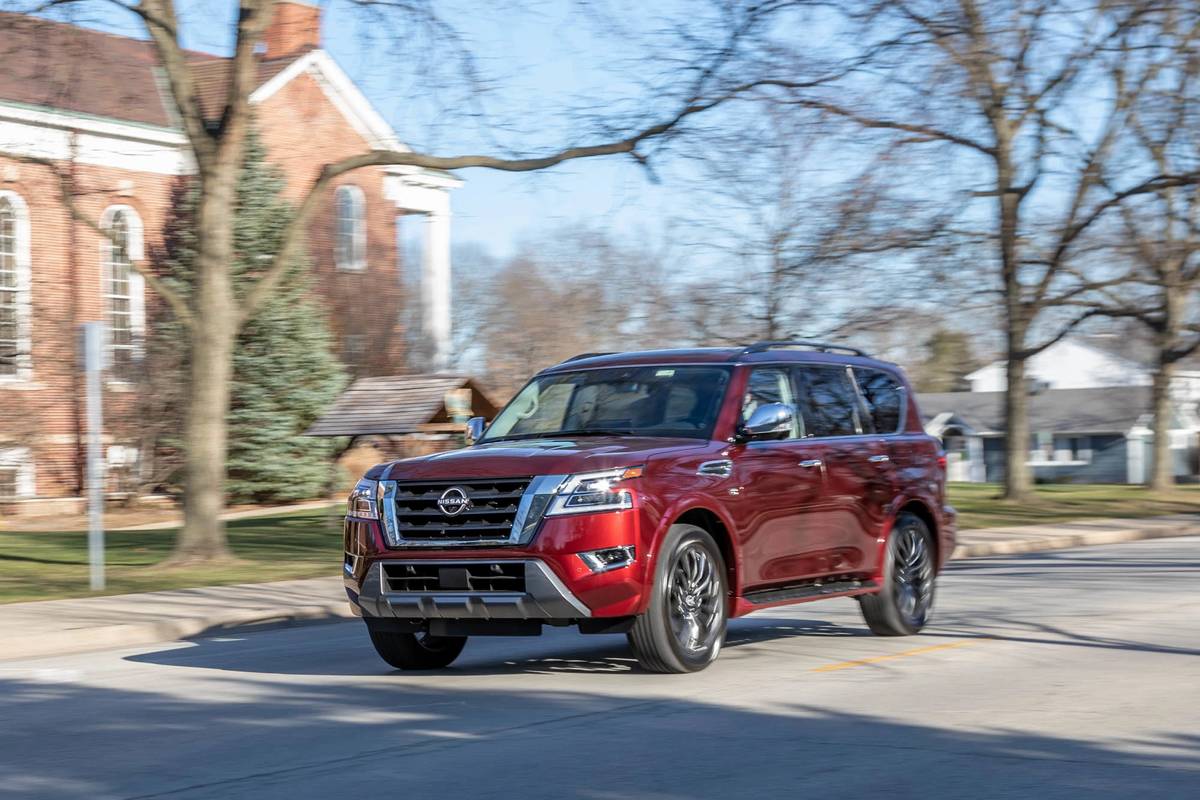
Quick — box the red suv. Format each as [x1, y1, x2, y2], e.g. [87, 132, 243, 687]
[343, 342, 955, 673]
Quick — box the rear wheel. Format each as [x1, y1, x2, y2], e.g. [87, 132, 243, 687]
[859, 512, 936, 636]
[367, 625, 467, 670]
[628, 524, 728, 673]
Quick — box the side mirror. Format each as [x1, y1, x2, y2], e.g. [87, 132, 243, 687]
[465, 416, 486, 444]
[738, 403, 795, 442]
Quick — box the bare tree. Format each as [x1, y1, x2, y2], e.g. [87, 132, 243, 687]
[468, 226, 677, 398]
[2, 0, 839, 562]
[1099, 45, 1200, 490]
[786, 1, 1200, 500]
[676, 103, 958, 349]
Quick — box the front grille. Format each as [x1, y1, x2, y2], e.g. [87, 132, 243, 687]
[392, 477, 531, 543]
[382, 562, 526, 593]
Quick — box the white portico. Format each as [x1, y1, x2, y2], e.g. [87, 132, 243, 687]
[385, 166, 463, 370]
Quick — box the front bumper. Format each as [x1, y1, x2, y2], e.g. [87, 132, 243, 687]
[344, 510, 649, 619]
[356, 559, 592, 620]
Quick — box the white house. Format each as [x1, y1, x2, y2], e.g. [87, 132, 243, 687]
[966, 336, 1200, 404]
[921, 335, 1200, 484]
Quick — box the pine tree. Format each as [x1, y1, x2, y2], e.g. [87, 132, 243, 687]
[912, 328, 979, 393]
[147, 125, 346, 503]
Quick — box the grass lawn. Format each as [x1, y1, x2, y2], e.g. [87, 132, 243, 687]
[949, 482, 1200, 529]
[2, 485, 1198, 604]
[0, 507, 345, 604]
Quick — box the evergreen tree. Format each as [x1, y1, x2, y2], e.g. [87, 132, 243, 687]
[147, 125, 346, 502]
[912, 328, 979, 393]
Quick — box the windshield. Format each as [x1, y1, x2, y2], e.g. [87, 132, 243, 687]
[480, 365, 732, 443]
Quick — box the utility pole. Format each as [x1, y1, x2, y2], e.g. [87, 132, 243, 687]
[82, 321, 105, 591]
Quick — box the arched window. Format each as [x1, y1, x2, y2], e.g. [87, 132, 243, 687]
[0, 191, 31, 380]
[334, 185, 366, 271]
[100, 206, 145, 380]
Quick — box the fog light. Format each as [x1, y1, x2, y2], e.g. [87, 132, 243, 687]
[579, 545, 636, 574]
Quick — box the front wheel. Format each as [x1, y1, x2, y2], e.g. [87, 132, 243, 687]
[859, 512, 936, 636]
[367, 625, 467, 670]
[628, 524, 728, 673]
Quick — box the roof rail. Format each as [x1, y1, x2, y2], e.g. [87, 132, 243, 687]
[561, 351, 619, 363]
[737, 340, 870, 358]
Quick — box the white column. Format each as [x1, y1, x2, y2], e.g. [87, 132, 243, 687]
[967, 436, 985, 483]
[422, 210, 452, 370]
[1126, 427, 1150, 484]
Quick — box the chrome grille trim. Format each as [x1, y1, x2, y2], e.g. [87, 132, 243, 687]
[379, 474, 567, 548]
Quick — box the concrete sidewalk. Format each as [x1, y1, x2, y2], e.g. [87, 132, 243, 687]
[2, 514, 1197, 662]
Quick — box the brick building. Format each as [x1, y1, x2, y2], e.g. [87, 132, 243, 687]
[0, 3, 458, 511]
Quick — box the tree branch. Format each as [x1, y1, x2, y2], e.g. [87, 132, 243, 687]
[781, 99, 996, 156]
[239, 76, 836, 322]
[138, 0, 216, 164]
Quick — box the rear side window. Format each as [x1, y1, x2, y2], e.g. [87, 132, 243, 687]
[795, 366, 861, 437]
[854, 368, 905, 434]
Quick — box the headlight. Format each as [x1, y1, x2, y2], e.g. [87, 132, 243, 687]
[546, 466, 643, 516]
[347, 478, 380, 519]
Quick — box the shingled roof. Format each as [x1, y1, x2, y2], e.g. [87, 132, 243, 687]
[306, 375, 499, 437]
[0, 13, 306, 128]
[918, 387, 1153, 435]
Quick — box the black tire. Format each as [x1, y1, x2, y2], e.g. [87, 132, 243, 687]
[627, 524, 728, 673]
[860, 512, 936, 636]
[367, 626, 467, 670]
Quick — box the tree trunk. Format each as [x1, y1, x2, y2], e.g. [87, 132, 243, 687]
[1003, 350, 1033, 501]
[994, 138, 1034, 502]
[1148, 358, 1175, 492]
[169, 170, 240, 564]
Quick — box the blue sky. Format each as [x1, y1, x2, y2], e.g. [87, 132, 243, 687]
[52, 0, 696, 260]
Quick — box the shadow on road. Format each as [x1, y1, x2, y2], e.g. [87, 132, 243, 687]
[0, 662, 1197, 799]
[121, 615, 872, 677]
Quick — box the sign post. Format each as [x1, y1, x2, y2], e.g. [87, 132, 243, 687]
[82, 322, 105, 591]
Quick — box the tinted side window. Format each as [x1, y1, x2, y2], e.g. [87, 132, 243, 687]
[741, 367, 801, 439]
[854, 368, 904, 434]
[796, 366, 860, 437]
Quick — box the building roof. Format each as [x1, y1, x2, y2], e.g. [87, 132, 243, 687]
[305, 375, 498, 437]
[0, 13, 307, 128]
[918, 387, 1153, 435]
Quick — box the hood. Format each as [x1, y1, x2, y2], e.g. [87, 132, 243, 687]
[368, 436, 711, 481]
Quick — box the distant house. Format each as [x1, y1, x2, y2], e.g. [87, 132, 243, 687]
[920, 335, 1200, 484]
[965, 336, 1200, 403]
[922, 387, 1199, 484]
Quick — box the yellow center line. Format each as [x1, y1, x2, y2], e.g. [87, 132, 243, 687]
[810, 638, 989, 673]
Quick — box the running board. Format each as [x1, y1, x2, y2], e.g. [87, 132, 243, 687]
[744, 578, 878, 606]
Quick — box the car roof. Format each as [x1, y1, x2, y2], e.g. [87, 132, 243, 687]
[537, 343, 900, 375]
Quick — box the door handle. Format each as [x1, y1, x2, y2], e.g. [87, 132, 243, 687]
[799, 459, 823, 469]
[868, 454, 890, 463]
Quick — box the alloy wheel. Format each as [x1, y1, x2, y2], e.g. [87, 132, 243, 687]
[667, 543, 722, 653]
[893, 524, 934, 627]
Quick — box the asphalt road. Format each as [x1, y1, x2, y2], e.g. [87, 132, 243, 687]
[2, 538, 1198, 800]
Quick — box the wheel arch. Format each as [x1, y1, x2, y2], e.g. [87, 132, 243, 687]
[670, 505, 739, 596]
[891, 497, 941, 567]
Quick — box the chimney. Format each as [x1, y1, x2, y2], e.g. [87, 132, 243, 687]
[262, 1, 322, 59]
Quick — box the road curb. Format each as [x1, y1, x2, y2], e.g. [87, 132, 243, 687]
[8, 603, 356, 662]
[3, 521, 1198, 662]
[950, 520, 1200, 559]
